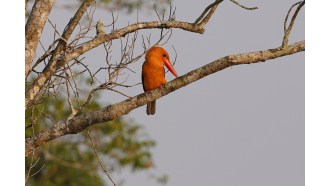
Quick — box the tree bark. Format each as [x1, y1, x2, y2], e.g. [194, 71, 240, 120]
[25, 0, 95, 109]
[25, 0, 54, 79]
[24, 0, 223, 109]
[25, 40, 305, 156]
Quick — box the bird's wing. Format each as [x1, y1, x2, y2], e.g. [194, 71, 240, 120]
[142, 62, 147, 92]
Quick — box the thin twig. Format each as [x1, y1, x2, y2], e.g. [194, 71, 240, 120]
[194, 0, 223, 26]
[48, 19, 62, 39]
[157, 29, 173, 46]
[26, 0, 222, 109]
[74, 58, 94, 84]
[65, 68, 78, 120]
[29, 163, 45, 178]
[87, 130, 117, 186]
[25, 154, 38, 182]
[66, 63, 79, 98]
[109, 88, 132, 98]
[282, 1, 305, 47]
[168, 2, 176, 21]
[154, 4, 162, 22]
[229, 0, 258, 10]
[284, 1, 302, 34]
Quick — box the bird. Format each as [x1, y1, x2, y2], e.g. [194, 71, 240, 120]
[142, 46, 178, 115]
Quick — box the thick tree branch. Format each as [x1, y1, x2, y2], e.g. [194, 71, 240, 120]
[25, 0, 54, 78]
[66, 21, 205, 61]
[25, 0, 220, 109]
[25, 40, 305, 156]
[25, 0, 95, 108]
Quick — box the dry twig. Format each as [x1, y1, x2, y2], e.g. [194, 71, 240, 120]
[229, 0, 258, 10]
[25, 0, 223, 109]
[282, 1, 305, 47]
[25, 40, 305, 156]
[87, 130, 117, 186]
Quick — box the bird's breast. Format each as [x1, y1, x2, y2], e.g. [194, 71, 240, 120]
[142, 63, 166, 91]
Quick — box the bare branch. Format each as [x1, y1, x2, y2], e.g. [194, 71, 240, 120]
[25, 40, 305, 156]
[168, 2, 176, 21]
[25, 0, 221, 109]
[25, 154, 40, 182]
[65, 20, 204, 64]
[25, 0, 95, 109]
[108, 88, 132, 98]
[282, 1, 305, 47]
[31, 38, 65, 72]
[25, 107, 40, 183]
[229, 0, 258, 10]
[87, 130, 117, 186]
[29, 163, 45, 178]
[25, 0, 55, 79]
[65, 70, 78, 120]
[154, 4, 163, 22]
[194, 0, 224, 27]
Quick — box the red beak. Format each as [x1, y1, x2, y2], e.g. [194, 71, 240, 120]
[163, 59, 178, 77]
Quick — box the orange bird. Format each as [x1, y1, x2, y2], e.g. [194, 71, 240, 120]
[142, 47, 178, 115]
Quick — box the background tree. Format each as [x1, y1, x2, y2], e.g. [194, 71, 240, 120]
[25, 0, 167, 185]
[25, 0, 305, 185]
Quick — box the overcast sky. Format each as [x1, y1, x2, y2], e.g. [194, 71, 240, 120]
[38, 0, 305, 185]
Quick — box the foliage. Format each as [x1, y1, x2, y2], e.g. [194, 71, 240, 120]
[25, 85, 155, 185]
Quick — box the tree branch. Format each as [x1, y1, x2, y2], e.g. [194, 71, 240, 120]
[66, 21, 205, 61]
[25, 0, 220, 109]
[25, 40, 305, 156]
[282, 1, 305, 47]
[25, 0, 95, 109]
[229, 0, 258, 10]
[194, 0, 224, 26]
[87, 130, 117, 186]
[25, 0, 55, 78]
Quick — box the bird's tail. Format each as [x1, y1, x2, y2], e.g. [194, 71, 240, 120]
[146, 100, 156, 115]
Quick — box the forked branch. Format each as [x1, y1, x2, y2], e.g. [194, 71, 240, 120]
[25, 0, 55, 78]
[25, 40, 305, 156]
[282, 0, 305, 47]
[194, 0, 224, 27]
[25, 0, 223, 109]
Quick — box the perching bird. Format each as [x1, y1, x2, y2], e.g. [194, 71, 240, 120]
[142, 47, 178, 115]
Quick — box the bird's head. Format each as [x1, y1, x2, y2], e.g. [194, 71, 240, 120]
[145, 47, 178, 77]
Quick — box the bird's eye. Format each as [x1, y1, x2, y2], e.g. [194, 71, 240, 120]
[163, 54, 167, 58]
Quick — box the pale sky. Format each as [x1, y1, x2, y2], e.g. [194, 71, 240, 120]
[37, 0, 305, 185]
